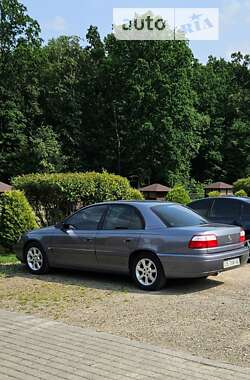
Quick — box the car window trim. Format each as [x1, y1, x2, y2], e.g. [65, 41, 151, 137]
[100, 204, 145, 231]
[207, 198, 215, 218]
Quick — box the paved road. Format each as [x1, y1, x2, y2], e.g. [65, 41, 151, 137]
[0, 310, 249, 380]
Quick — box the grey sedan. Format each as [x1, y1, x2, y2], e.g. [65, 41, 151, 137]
[15, 201, 249, 290]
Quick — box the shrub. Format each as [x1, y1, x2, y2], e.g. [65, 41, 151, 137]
[166, 185, 191, 205]
[12, 172, 144, 225]
[188, 179, 205, 200]
[234, 189, 248, 197]
[234, 178, 250, 196]
[208, 191, 220, 197]
[0, 190, 38, 248]
[126, 188, 144, 200]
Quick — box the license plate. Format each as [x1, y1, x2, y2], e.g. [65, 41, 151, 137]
[223, 258, 240, 269]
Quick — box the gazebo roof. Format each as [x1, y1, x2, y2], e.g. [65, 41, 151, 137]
[140, 183, 171, 192]
[0, 182, 12, 193]
[205, 182, 233, 190]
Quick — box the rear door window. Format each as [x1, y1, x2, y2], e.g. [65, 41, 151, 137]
[102, 205, 144, 230]
[210, 199, 241, 218]
[189, 199, 212, 217]
[242, 202, 250, 220]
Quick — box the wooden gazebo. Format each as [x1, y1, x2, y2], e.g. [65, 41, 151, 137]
[0, 182, 12, 193]
[205, 182, 233, 197]
[139, 183, 171, 200]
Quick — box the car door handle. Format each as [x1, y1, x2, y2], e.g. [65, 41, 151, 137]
[82, 238, 94, 242]
[124, 238, 132, 243]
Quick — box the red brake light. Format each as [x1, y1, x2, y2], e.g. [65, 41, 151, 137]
[189, 234, 218, 249]
[240, 229, 245, 243]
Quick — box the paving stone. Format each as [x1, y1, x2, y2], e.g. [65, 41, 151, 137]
[0, 309, 249, 380]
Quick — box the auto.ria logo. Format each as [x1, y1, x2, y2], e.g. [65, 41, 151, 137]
[113, 8, 219, 41]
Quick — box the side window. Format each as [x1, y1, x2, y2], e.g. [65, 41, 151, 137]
[210, 199, 240, 218]
[102, 205, 144, 230]
[66, 205, 107, 230]
[189, 199, 212, 217]
[242, 203, 250, 220]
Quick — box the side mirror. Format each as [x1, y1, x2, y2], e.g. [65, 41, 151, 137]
[62, 223, 76, 231]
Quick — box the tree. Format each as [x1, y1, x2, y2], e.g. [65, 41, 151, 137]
[28, 126, 63, 173]
[0, 0, 42, 180]
[0, 101, 28, 180]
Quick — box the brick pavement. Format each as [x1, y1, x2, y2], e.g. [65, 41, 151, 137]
[0, 309, 249, 380]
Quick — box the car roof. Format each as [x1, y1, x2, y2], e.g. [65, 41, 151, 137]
[95, 200, 176, 208]
[190, 196, 250, 204]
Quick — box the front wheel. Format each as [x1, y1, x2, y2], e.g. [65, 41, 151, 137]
[25, 242, 50, 274]
[131, 253, 166, 291]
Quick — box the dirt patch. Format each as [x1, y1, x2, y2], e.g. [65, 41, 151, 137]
[0, 262, 249, 367]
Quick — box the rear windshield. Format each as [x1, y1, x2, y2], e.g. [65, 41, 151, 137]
[152, 204, 208, 227]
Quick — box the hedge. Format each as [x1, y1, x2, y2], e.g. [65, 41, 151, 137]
[234, 178, 250, 196]
[12, 172, 144, 225]
[234, 189, 248, 197]
[0, 190, 38, 248]
[208, 191, 220, 197]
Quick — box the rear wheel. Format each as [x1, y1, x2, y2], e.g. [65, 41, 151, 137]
[25, 242, 50, 274]
[131, 252, 166, 291]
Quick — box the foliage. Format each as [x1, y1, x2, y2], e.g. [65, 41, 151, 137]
[234, 178, 250, 196]
[166, 185, 191, 205]
[208, 191, 220, 197]
[0, 0, 250, 188]
[0, 190, 38, 248]
[126, 188, 144, 201]
[28, 126, 63, 173]
[12, 172, 143, 225]
[187, 179, 205, 200]
[234, 189, 248, 197]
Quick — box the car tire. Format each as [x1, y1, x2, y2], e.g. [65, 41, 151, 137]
[131, 252, 166, 291]
[24, 242, 50, 275]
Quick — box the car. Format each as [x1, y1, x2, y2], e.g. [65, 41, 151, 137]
[188, 196, 250, 240]
[15, 201, 249, 291]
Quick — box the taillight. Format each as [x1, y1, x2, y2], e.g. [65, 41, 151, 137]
[240, 229, 245, 243]
[189, 234, 218, 249]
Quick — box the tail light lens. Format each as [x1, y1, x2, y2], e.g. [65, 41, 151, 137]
[240, 229, 245, 243]
[189, 234, 218, 249]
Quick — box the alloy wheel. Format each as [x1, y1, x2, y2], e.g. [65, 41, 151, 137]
[27, 247, 43, 271]
[135, 258, 158, 286]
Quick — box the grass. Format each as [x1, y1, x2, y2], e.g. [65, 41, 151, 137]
[0, 255, 121, 321]
[0, 254, 19, 265]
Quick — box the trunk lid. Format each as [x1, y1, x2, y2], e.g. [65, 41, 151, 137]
[182, 223, 243, 253]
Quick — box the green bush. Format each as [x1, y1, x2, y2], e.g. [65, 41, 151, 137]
[12, 172, 144, 225]
[166, 185, 191, 205]
[234, 178, 250, 196]
[208, 191, 220, 197]
[234, 189, 248, 197]
[0, 190, 38, 248]
[188, 179, 205, 200]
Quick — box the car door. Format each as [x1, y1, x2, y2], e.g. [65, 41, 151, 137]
[208, 198, 241, 225]
[95, 204, 144, 272]
[49, 205, 107, 269]
[241, 202, 250, 239]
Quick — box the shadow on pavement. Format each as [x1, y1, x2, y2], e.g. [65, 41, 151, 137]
[0, 262, 224, 295]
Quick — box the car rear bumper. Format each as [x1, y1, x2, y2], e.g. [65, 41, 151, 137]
[158, 246, 249, 278]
